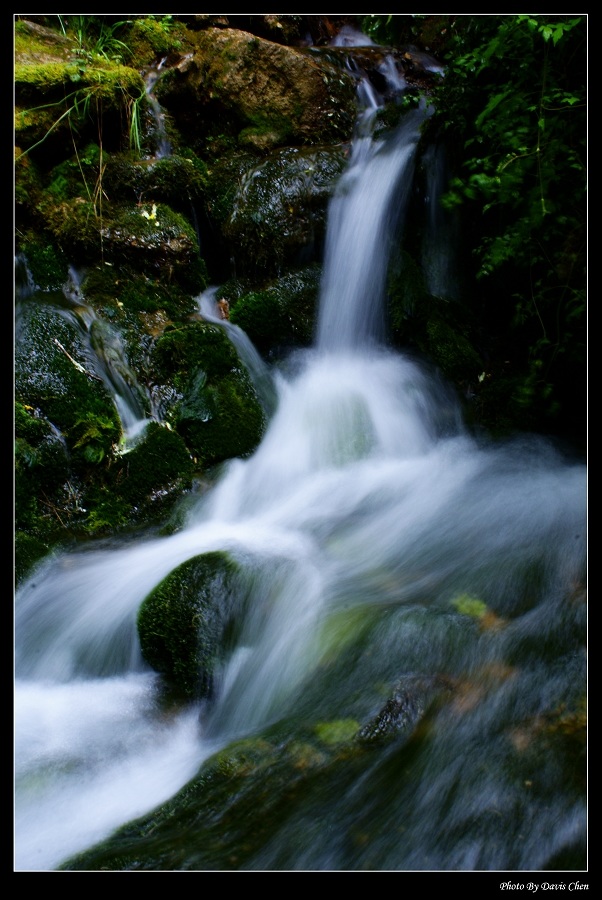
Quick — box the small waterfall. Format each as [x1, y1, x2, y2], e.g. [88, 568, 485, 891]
[61, 268, 152, 444]
[17, 261, 152, 445]
[143, 60, 172, 159]
[15, 252, 37, 299]
[197, 286, 278, 417]
[317, 96, 429, 351]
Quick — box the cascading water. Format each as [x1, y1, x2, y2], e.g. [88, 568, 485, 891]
[143, 60, 172, 160]
[16, 263, 152, 445]
[14, 57, 587, 872]
[197, 286, 278, 417]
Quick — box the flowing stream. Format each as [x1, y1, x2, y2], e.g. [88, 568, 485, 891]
[14, 64, 587, 872]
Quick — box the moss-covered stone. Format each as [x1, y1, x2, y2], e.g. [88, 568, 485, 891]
[103, 154, 208, 212]
[150, 322, 266, 465]
[15, 59, 146, 160]
[99, 202, 206, 289]
[204, 146, 347, 279]
[111, 421, 194, 507]
[16, 239, 69, 292]
[80, 264, 197, 326]
[125, 16, 192, 67]
[57, 715, 371, 871]
[228, 264, 321, 354]
[15, 302, 122, 466]
[137, 551, 242, 698]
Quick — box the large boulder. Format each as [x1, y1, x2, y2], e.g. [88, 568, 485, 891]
[155, 27, 357, 154]
[137, 551, 243, 699]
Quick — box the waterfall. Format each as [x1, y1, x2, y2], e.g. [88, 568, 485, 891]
[14, 57, 587, 872]
[143, 59, 172, 159]
[316, 103, 429, 351]
[197, 286, 278, 417]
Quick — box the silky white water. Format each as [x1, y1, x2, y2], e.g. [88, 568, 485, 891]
[14, 77, 586, 871]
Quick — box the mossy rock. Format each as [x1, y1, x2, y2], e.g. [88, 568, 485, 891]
[137, 551, 242, 698]
[77, 423, 195, 536]
[58, 715, 370, 871]
[99, 202, 207, 291]
[110, 421, 194, 509]
[15, 301, 122, 467]
[125, 16, 192, 66]
[41, 197, 106, 261]
[150, 322, 266, 465]
[154, 26, 356, 156]
[204, 146, 347, 279]
[103, 154, 209, 213]
[81, 264, 198, 324]
[16, 238, 69, 293]
[228, 264, 321, 355]
[15, 59, 145, 160]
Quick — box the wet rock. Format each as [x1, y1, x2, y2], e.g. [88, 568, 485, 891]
[358, 673, 452, 742]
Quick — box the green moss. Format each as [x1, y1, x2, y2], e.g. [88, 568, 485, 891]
[15, 59, 144, 98]
[450, 593, 488, 619]
[15, 304, 122, 467]
[229, 290, 288, 354]
[178, 372, 265, 467]
[153, 322, 240, 381]
[210, 737, 276, 777]
[314, 719, 361, 746]
[42, 197, 104, 259]
[15, 56, 145, 163]
[150, 320, 267, 466]
[17, 239, 69, 291]
[228, 264, 321, 355]
[126, 17, 188, 64]
[113, 422, 194, 503]
[137, 551, 242, 698]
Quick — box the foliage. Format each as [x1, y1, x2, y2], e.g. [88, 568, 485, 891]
[427, 15, 586, 441]
[68, 410, 118, 463]
[15, 62, 147, 159]
[56, 15, 133, 63]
